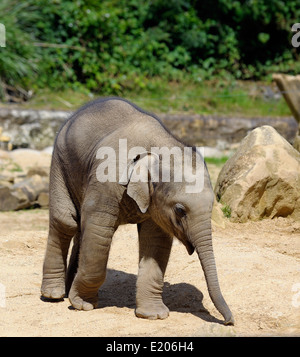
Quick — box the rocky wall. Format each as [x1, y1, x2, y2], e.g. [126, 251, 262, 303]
[0, 108, 297, 149]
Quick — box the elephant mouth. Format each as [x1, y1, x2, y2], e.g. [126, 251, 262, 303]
[175, 233, 194, 255]
[171, 219, 195, 255]
[158, 214, 194, 255]
[183, 239, 195, 255]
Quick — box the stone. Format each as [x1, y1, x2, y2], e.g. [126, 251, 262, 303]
[211, 201, 226, 229]
[0, 173, 50, 211]
[10, 188, 31, 210]
[37, 192, 49, 207]
[214, 126, 300, 222]
[9, 149, 51, 173]
[0, 174, 49, 211]
[0, 149, 10, 160]
[0, 186, 19, 211]
[0, 108, 297, 150]
[0, 108, 70, 150]
[12, 174, 49, 202]
[0, 186, 30, 211]
[0, 180, 12, 188]
[273, 73, 300, 151]
[273, 74, 300, 123]
[27, 166, 50, 178]
[0, 147, 51, 210]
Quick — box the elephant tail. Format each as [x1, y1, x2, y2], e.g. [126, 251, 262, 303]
[65, 232, 80, 297]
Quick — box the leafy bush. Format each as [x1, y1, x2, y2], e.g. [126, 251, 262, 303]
[0, 0, 299, 98]
[0, 0, 40, 99]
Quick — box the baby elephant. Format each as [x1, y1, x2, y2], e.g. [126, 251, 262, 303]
[41, 97, 234, 325]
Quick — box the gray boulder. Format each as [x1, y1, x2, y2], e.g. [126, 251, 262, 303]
[215, 125, 300, 222]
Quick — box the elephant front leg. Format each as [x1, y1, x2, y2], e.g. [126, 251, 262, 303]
[68, 211, 117, 311]
[136, 219, 173, 320]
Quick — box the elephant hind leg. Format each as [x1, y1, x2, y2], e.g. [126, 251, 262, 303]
[68, 204, 118, 311]
[41, 163, 79, 300]
[41, 220, 77, 300]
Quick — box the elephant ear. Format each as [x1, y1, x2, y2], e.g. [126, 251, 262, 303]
[119, 152, 159, 213]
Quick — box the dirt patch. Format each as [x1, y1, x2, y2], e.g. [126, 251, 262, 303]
[0, 209, 299, 337]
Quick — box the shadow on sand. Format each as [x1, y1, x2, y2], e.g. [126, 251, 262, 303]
[97, 269, 223, 325]
[40, 268, 224, 324]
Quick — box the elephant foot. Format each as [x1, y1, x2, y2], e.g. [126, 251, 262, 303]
[69, 294, 97, 311]
[68, 278, 99, 311]
[135, 301, 169, 320]
[41, 278, 65, 300]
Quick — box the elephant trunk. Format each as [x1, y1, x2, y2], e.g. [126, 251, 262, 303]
[190, 216, 234, 325]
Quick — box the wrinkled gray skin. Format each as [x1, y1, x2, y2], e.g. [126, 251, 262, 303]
[41, 98, 234, 325]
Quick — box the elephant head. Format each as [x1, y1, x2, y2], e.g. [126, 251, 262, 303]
[120, 149, 234, 325]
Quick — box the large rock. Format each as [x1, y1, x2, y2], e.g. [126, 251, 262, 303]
[12, 174, 49, 203]
[0, 147, 51, 210]
[0, 186, 30, 211]
[0, 175, 49, 211]
[273, 74, 300, 151]
[211, 201, 226, 229]
[37, 192, 49, 208]
[215, 126, 300, 222]
[9, 148, 52, 173]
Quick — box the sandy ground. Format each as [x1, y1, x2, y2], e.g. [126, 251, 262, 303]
[0, 208, 299, 337]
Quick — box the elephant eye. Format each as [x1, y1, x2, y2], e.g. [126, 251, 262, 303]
[174, 203, 186, 217]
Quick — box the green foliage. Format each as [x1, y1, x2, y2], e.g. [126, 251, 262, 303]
[0, 0, 40, 97]
[205, 156, 229, 166]
[0, 0, 299, 97]
[221, 203, 232, 219]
